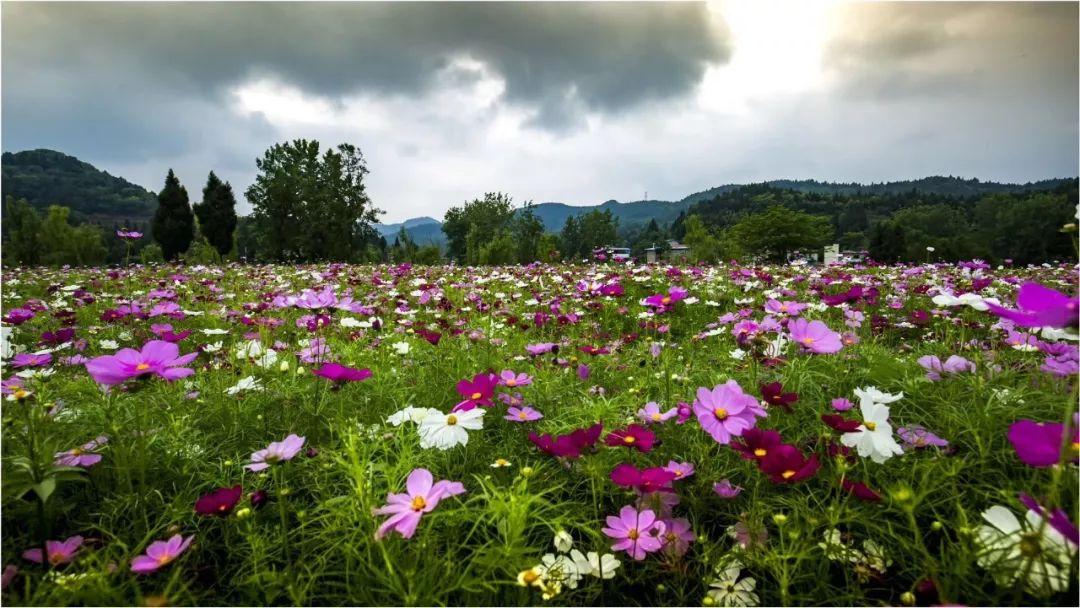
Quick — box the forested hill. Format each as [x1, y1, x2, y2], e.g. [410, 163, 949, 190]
[1, 149, 157, 223]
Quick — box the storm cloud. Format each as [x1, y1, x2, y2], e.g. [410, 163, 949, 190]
[2, 1, 1076, 221]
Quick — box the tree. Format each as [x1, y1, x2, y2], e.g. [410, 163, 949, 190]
[510, 204, 545, 263]
[867, 220, 906, 263]
[38, 206, 105, 266]
[193, 171, 238, 257]
[442, 192, 516, 262]
[730, 206, 832, 262]
[681, 214, 724, 263]
[560, 210, 619, 260]
[246, 139, 381, 262]
[2, 197, 42, 266]
[389, 226, 418, 262]
[152, 169, 195, 260]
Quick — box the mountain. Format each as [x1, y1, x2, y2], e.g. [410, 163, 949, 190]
[374, 216, 445, 246]
[2, 149, 157, 224]
[528, 199, 694, 231]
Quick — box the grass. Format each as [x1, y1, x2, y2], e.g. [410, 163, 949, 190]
[1, 260, 1076, 606]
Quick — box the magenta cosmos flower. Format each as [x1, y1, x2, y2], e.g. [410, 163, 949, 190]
[505, 405, 543, 422]
[194, 485, 243, 517]
[54, 435, 108, 467]
[610, 463, 676, 494]
[22, 535, 83, 566]
[643, 286, 689, 310]
[312, 362, 372, 383]
[454, 372, 499, 410]
[130, 534, 193, 574]
[602, 505, 666, 560]
[245, 434, 306, 472]
[788, 318, 843, 354]
[693, 380, 766, 445]
[373, 468, 465, 540]
[987, 282, 1079, 329]
[713, 480, 743, 498]
[11, 353, 52, 368]
[84, 340, 196, 386]
[605, 424, 656, 452]
[1007, 419, 1078, 467]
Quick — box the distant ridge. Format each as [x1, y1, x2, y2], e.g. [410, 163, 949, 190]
[1, 148, 157, 224]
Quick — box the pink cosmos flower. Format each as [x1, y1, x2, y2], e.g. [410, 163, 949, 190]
[455, 372, 499, 409]
[831, 398, 855, 411]
[84, 340, 197, 386]
[373, 468, 465, 540]
[12, 353, 52, 368]
[693, 380, 765, 445]
[130, 534, 193, 574]
[312, 362, 372, 383]
[788, 318, 843, 354]
[664, 461, 695, 480]
[917, 355, 975, 381]
[54, 435, 108, 467]
[245, 434, 306, 472]
[897, 425, 949, 450]
[637, 402, 677, 424]
[1019, 493, 1079, 546]
[505, 405, 543, 422]
[498, 370, 532, 388]
[22, 535, 83, 566]
[525, 342, 557, 356]
[601, 505, 666, 561]
[674, 402, 693, 424]
[644, 286, 688, 310]
[765, 299, 807, 316]
[986, 282, 1079, 329]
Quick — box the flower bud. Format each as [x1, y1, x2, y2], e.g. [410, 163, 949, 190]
[900, 592, 915, 606]
[930, 521, 943, 531]
[235, 507, 252, 520]
[772, 513, 788, 526]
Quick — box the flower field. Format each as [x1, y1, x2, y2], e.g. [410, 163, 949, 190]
[1, 260, 1077, 606]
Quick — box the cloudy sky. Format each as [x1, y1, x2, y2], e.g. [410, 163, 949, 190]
[3, 1, 1077, 222]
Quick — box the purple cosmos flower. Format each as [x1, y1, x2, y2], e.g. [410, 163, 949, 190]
[577, 363, 590, 380]
[505, 405, 543, 422]
[601, 505, 666, 561]
[54, 435, 108, 467]
[455, 372, 499, 409]
[373, 468, 465, 540]
[605, 424, 656, 452]
[297, 338, 330, 364]
[693, 380, 765, 445]
[637, 401, 677, 424]
[498, 370, 532, 388]
[987, 282, 1079, 329]
[644, 286, 688, 311]
[897, 425, 949, 450]
[1041, 355, 1079, 377]
[713, 479, 744, 498]
[660, 517, 695, 556]
[22, 536, 83, 566]
[84, 340, 196, 386]
[610, 463, 677, 493]
[765, 299, 807, 316]
[245, 434, 306, 472]
[1007, 419, 1077, 467]
[675, 402, 693, 424]
[831, 398, 855, 411]
[788, 318, 843, 354]
[194, 485, 243, 517]
[917, 355, 975, 381]
[312, 362, 372, 383]
[11, 353, 52, 368]
[130, 534, 193, 574]
[525, 342, 556, 356]
[1019, 493, 1079, 546]
[116, 230, 143, 239]
[664, 460, 695, 480]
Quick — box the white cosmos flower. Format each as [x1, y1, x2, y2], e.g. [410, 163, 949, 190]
[729, 348, 747, 360]
[840, 399, 904, 464]
[553, 529, 573, 552]
[99, 340, 120, 350]
[339, 317, 363, 328]
[201, 328, 229, 335]
[569, 550, 620, 579]
[418, 408, 484, 450]
[707, 560, 759, 607]
[392, 342, 411, 355]
[385, 406, 441, 427]
[203, 341, 223, 353]
[225, 376, 263, 395]
[537, 553, 581, 589]
[853, 386, 903, 406]
[976, 505, 1077, 596]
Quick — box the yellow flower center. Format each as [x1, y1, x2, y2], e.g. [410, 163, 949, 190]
[446, 415, 458, 426]
[714, 407, 728, 420]
[48, 552, 66, 565]
[71, 448, 84, 456]
[623, 435, 636, 444]
[518, 411, 527, 420]
[661, 296, 671, 305]
[156, 554, 173, 565]
[801, 337, 814, 345]
[521, 569, 540, 585]
[411, 496, 427, 511]
[470, 391, 482, 400]
[505, 379, 517, 387]
[864, 421, 877, 431]
[782, 470, 796, 479]
[753, 448, 767, 457]
[494, 459, 510, 466]
[674, 470, 683, 477]
[780, 305, 788, 312]
[627, 528, 640, 540]
[136, 363, 150, 371]
[651, 413, 662, 421]
[13, 389, 28, 399]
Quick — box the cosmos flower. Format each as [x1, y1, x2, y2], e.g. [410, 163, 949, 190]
[839, 398, 905, 464]
[245, 434, 306, 472]
[759, 382, 798, 411]
[637, 401, 677, 424]
[841, 479, 882, 503]
[986, 282, 1079, 329]
[418, 408, 485, 450]
[498, 370, 532, 388]
[11, 353, 52, 368]
[1007, 419, 1077, 467]
[609, 463, 676, 493]
[85, 340, 196, 386]
[54, 435, 108, 468]
[601, 505, 666, 561]
[604, 424, 656, 452]
[659, 517, 694, 556]
[731, 428, 784, 461]
[373, 468, 465, 540]
[22, 536, 83, 566]
[787, 318, 843, 354]
[917, 355, 975, 381]
[759, 444, 820, 483]
[643, 286, 688, 311]
[896, 425, 949, 450]
[693, 380, 765, 445]
[528, 423, 603, 459]
[976, 504, 1076, 596]
[505, 405, 543, 422]
[130, 534, 194, 574]
[195, 485, 243, 517]
[713, 480, 743, 498]
[312, 362, 372, 383]
[663, 460, 695, 480]
[454, 372, 499, 410]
